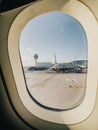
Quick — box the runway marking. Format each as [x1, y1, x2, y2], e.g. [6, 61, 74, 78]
[34, 73, 57, 87]
[29, 72, 86, 88]
[68, 86, 85, 88]
[34, 83, 46, 87]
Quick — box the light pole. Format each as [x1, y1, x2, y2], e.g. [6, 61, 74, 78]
[54, 52, 57, 64]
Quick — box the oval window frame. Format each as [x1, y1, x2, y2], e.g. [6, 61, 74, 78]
[8, 0, 98, 124]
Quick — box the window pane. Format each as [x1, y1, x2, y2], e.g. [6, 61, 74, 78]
[19, 12, 88, 110]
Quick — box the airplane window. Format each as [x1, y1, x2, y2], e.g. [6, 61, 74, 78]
[19, 12, 88, 111]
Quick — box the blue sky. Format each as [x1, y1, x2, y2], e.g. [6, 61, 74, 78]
[19, 12, 88, 67]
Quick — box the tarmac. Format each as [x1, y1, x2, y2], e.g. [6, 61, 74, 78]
[25, 70, 87, 110]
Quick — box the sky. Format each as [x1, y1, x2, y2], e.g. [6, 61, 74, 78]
[19, 12, 88, 67]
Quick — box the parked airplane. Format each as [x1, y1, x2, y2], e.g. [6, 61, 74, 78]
[46, 61, 87, 73]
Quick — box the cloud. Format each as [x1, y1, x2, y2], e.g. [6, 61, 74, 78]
[26, 48, 33, 53]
